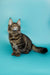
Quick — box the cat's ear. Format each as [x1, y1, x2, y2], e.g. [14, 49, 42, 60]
[17, 19, 21, 26]
[8, 18, 13, 25]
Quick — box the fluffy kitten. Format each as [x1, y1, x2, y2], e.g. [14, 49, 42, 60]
[8, 18, 48, 56]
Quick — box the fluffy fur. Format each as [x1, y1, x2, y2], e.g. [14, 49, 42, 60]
[8, 18, 48, 56]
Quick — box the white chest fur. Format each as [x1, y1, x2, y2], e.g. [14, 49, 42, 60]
[13, 44, 18, 50]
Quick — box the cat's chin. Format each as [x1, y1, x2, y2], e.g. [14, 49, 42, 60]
[12, 32, 21, 35]
[12, 31, 21, 34]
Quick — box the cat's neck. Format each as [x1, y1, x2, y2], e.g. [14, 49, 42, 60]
[9, 32, 21, 36]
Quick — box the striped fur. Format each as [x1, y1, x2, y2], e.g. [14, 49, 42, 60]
[8, 18, 48, 56]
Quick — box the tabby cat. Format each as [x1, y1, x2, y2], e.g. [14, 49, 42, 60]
[8, 18, 48, 56]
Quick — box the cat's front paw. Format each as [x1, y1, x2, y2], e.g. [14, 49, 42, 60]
[12, 52, 15, 56]
[15, 53, 20, 57]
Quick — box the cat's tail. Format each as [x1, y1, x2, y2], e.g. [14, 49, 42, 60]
[32, 44, 48, 54]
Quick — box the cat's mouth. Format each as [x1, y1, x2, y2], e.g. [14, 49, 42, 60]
[13, 31, 17, 34]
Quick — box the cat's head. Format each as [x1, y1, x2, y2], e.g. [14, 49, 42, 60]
[8, 18, 21, 34]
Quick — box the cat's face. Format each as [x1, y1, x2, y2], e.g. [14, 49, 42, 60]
[8, 18, 21, 34]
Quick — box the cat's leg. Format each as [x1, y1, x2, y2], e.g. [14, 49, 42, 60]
[23, 49, 30, 54]
[15, 49, 21, 56]
[10, 42, 15, 56]
[10, 42, 21, 56]
[12, 47, 21, 56]
[12, 48, 16, 56]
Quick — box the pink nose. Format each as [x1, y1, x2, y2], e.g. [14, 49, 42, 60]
[13, 27, 18, 31]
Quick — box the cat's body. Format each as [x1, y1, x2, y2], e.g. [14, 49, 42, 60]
[8, 18, 48, 56]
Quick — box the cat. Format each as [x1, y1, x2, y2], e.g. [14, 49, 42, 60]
[8, 18, 48, 56]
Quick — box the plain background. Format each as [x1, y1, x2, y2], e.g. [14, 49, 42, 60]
[0, 0, 50, 75]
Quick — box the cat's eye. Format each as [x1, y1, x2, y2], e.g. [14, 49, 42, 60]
[10, 25, 12, 27]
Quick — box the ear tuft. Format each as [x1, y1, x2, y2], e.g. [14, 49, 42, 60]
[8, 18, 13, 25]
[17, 19, 21, 26]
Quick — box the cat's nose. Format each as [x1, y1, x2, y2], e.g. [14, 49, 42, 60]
[13, 30, 16, 32]
[13, 27, 18, 31]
